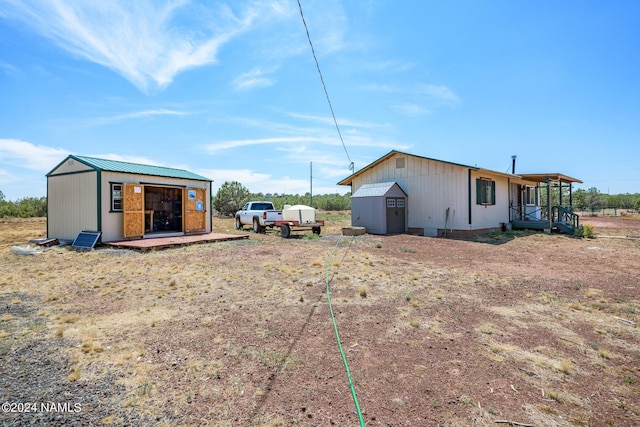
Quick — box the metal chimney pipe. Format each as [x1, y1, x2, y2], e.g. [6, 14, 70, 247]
[511, 155, 517, 174]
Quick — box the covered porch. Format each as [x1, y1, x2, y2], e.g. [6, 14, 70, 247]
[510, 173, 583, 234]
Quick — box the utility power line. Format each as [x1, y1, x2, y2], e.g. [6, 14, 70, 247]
[297, 0, 354, 173]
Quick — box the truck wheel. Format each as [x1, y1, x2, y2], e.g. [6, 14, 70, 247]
[280, 224, 291, 238]
[235, 217, 242, 230]
[252, 217, 263, 233]
[312, 226, 321, 235]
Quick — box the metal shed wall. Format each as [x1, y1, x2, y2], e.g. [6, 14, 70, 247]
[47, 171, 99, 241]
[351, 182, 407, 234]
[351, 196, 386, 234]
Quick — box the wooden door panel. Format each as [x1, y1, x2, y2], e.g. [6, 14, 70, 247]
[184, 187, 206, 234]
[123, 183, 145, 238]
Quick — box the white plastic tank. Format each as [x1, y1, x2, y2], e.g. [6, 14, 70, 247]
[282, 204, 316, 224]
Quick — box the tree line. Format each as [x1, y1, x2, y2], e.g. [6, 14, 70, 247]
[568, 188, 640, 210]
[211, 181, 351, 217]
[0, 190, 48, 218]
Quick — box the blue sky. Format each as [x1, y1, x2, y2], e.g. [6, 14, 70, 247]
[1, 0, 639, 201]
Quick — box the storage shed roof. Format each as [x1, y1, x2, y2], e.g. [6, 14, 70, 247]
[351, 182, 407, 198]
[47, 155, 212, 181]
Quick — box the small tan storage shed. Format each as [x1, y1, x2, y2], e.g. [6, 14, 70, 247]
[47, 155, 212, 242]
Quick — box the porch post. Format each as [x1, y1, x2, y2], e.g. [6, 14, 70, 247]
[569, 183, 573, 207]
[547, 175, 552, 229]
[508, 178, 511, 221]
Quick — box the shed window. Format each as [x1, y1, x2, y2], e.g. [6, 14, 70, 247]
[396, 198, 405, 208]
[111, 183, 123, 211]
[476, 178, 496, 205]
[387, 199, 396, 208]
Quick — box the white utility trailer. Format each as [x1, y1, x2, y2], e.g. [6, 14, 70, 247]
[269, 204, 324, 238]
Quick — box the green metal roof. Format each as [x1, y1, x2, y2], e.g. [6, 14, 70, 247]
[50, 155, 211, 181]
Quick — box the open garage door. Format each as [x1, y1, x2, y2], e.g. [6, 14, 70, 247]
[184, 187, 206, 234]
[123, 183, 145, 238]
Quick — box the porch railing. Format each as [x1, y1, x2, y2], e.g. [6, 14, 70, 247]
[511, 205, 580, 234]
[510, 205, 545, 222]
[551, 205, 580, 231]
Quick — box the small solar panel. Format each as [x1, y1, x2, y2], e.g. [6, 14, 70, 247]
[72, 231, 102, 249]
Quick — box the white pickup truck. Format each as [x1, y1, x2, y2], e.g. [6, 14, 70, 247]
[235, 201, 324, 237]
[235, 201, 282, 233]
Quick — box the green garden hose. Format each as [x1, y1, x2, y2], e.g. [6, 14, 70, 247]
[325, 240, 366, 426]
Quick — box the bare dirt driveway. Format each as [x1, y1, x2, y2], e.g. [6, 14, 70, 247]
[1, 214, 639, 426]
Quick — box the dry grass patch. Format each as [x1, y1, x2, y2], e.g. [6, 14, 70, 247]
[477, 322, 495, 335]
[59, 314, 80, 324]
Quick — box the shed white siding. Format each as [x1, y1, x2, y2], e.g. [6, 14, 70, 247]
[47, 155, 212, 242]
[100, 172, 211, 242]
[47, 171, 98, 241]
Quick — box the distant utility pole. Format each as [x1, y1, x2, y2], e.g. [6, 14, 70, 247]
[310, 161, 313, 206]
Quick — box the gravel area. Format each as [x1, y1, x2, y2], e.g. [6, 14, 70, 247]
[0, 293, 153, 426]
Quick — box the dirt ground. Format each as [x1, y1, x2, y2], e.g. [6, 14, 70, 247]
[1, 213, 639, 426]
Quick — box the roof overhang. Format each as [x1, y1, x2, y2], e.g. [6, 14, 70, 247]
[519, 173, 583, 184]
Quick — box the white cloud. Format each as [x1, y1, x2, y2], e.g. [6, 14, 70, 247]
[87, 108, 191, 126]
[199, 168, 315, 195]
[0, 0, 267, 93]
[0, 61, 23, 77]
[0, 139, 70, 171]
[232, 68, 277, 91]
[0, 169, 12, 184]
[285, 112, 387, 129]
[204, 136, 324, 153]
[392, 102, 431, 117]
[420, 83, 460, 105]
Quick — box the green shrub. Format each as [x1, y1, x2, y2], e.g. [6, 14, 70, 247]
[575, 224, 594, 238]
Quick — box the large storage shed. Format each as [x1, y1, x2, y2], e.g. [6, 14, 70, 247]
[351, 182, 407, 234]
[47, 155, 212, 242]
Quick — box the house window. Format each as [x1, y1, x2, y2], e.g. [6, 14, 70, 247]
[396, 157, 405, 169]
[525, 186, 537, 205]
[111, 183, 123, 211]
[476, 178, 496, 205]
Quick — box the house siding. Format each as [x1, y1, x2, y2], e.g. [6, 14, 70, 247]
[348, 152, 516, 236]
[351, 153, 471, 236]
[470, 169, 510, 230]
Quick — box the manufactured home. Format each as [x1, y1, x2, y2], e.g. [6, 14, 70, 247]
[338, 150, 582, 237]
[47, 155, 212, 242]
